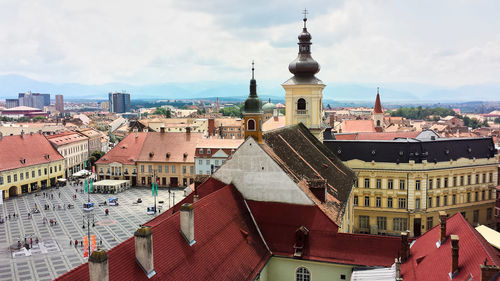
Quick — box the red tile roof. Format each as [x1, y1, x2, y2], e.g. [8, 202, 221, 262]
[401, 213, 500, 281]
[246, 200, 400, 267]
[46, 131, 88, 146]
[335, 131, 420, 140]
[56, 184, 270, 281]
[96, 132, 147, 165]
[0, 133, 64, 172]
[137, 132, 203, 163]
[341, 120, 376, 133]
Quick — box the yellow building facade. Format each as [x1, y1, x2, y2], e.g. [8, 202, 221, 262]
[136, 161, 195, 188]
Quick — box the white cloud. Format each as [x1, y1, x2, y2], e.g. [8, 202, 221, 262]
[0, 0, 499, 88]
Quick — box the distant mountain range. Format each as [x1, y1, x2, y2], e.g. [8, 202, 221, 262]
[0, 74, 499, 103]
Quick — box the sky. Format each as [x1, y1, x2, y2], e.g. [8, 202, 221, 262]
[0, 0, 499, 95]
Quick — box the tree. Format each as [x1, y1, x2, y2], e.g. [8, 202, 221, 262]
[219, 106, 242, 117]
[494, 117, 500, 124]
[89, 151, 105, 167]
[153, 107, 171, 118]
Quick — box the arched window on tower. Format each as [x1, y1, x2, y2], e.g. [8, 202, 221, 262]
[376, 120, 381, 127]
[247, 119, 256, 131]
[296, 267, 311, 281]
[297, 98, 306, 114]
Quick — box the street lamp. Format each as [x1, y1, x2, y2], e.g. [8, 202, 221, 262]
[82, 213, 95, 257]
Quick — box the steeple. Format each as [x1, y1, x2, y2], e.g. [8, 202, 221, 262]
[374, 87, 383, 114]
[243, 61, 263, 143]
[243, 61, 262, 114]
[288, 9, 320, 80]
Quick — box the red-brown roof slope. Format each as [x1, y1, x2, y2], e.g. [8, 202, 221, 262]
[341, 120, 376, 133]
[46, 131, 88, 146]
[247, 200, 400, 267]
[374, 93, 383, 114]
[401, 213, 500, 281]
[0, 133, 64, 172]
[334, 131, 420, 140]
[56, 185, 270, 281]
[96, 132, 147, 165]
[137, 132, 203, 163]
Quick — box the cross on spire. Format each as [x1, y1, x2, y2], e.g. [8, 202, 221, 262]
[377, 87, 380, 94]
[251, 60, 255, 79]
[302, 9, 308, 28]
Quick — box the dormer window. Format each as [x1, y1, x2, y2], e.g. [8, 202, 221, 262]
[207, 149, 211, 154]
[20, 159, 26, 164]
[199, 149, 204, 154]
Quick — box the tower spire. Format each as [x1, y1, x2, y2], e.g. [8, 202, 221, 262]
[252, 60, 255, 80]
[302, 8, 308, 28]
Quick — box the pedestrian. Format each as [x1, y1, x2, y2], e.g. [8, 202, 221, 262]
[35, 237, 39, 244]
[74, 240, 78, 248]
[58, 192, 60, 198]
[8, 214, 11, 219]
[13, 213, 15, 218]
[30, 237, 32, 246]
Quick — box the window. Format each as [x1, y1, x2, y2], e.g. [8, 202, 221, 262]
[215, 160, 219, 166]
[376, 197, 381, 208]
[377, 216, 387, 230]
[490, 173, 493, 183]
[364, 196, 370, 207]
[296, 267, 310, 281]
[50, 167, 53, 174]
[364, 178, 370, 188]
[461, 212, 466, 219]
[14, 174, 17, 182]
[247, 119, 256, 131]
[148, 165, 152, 173]
[475, 192, 478, 202]
[199, 149, 204, 154]
[489, 189, 492, 200]
[297, 98, 306, 110]
[452, 194, 456, 205]
[165, 166, 169, 173]
[415, 180, 420, 191]
[354, 179, 358, 188]
[428, 197, 432, 208]
[444, 178, 448, 188]
[207, 149, 211, 154]
[359, 216, 369, 229]
[393, 218, 407, 231]
[32, 171, 35, 178]
[487, 208, 493, 220]
[467, 175, 471, 185]
[483, 173, 486, 183]
[398, 198, 406, 209]
[453, 177, 457, 187]
[460, 176, 464, 186]
[476, 174, 479, 184]
[482, 190, 485, 201]
[206, 159, 210, 165]
[190, 166, 194, 174]
[436, 196, 440, 207]
[436, 178, 441, 188]
[182, 166, 187, 174]
[415, 198, 420, 209]
[141, 165, 144, 173]
[443, 195, 448, 206]
[0, 176, 3, 185]
[158, 166, 162, 173]
[44, 168, 47, 175]
[25, 172, 28, 179]
[376, 179, 381, 189]
[7, 175, 11, 183]
[466, 192, 471, 203]
[387, 197, 393, 208]
[353, 196, 358, 206]
[426, 217, 433, 230]
[172, 166, 176, 173]
[399, 180, 405, 190]
[428, 178, 433, 189]
[388, 179, 393, 189]
[473, 210, 479, 224]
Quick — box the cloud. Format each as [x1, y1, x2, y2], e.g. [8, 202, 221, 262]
[0, 0, 499, 90]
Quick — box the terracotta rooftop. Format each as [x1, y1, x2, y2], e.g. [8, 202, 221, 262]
[137, 132, 202, 163]
[96, 132, 147, 165]
[0, 133, 64, 172]
[195, 138, 243, 149]
[334, 131, 420, 141]
[341, 120, 376, 133]
[215, 118, 243, 127]
[46, 131, 88, 146]
[262, 115, 286, 132]
[401, 213, 500, 281]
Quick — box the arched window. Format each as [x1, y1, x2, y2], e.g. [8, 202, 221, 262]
[296, 267, 310, 281]
[376, 120, 381, 127]
[247, 119, 256, 131]
[297, 98, 306, 110]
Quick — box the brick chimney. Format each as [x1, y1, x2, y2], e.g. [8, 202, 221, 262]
[329, 113, 335, 128]
[180, 203, 195, 246]
[451, 235, 459, 276]
[480, 261, 500, 281]
[401, 231, 410, 261]
[439, 211, 447, 244]
[273, 108, 279, 121]
[88, 249, 109, 281]
[160, 126, 165, 133]
[307, 179, 327, 203]
[0, 132, 3, 140]
[186, 126, 191, 134]
[208, 118, 215, 136]
[20, 130, 25, 138]
[134, 226, 156, 278]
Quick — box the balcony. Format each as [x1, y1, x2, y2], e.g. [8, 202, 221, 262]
[296, 110, 307, 115]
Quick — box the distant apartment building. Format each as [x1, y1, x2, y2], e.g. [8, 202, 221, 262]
[108, 92, 131, 113]
[215, 118, 244, 139]
[18, 92, 50, 110]
[194, 138, 243, 175]
[55, 95, 64, 113]
[5, 99, 19, 109]
[324, 136, 498, 237]
[46, 131, 89, 177]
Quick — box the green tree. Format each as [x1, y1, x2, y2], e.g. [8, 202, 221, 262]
[219, 106, 242, 117]
[494, 117, 500, 124]
[89, 150, 105, 167]
[153, 107, 171, 118]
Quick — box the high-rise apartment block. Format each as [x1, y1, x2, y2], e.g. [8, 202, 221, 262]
[18, 92, 50, 110]
[55, 95, 64, 113]
[108, 92, 131, 113]
[5, 99, 19, 109]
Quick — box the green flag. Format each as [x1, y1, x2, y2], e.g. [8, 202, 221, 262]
[84, 179, 88, 193]
[90, 178, 93, 193]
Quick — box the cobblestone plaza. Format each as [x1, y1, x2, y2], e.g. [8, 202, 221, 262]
[0, 185, 185, 281]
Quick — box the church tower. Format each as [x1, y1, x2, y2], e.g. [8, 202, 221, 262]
[282, 11, 325, 140]
[372, 87, 384, 132]
[242, 61, 263, 143]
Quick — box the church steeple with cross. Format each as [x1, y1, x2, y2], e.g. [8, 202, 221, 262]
[243, 61, 263, 143]
[282, 10, 326, 141]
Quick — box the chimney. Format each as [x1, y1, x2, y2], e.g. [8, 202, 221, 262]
[193, 194, 199, 203]
[186, 126, 191, 134]
[480, 261, 500, 281]
[329, 113, 335, 128]
[401, 231, 410, 261]
[208, 118, 215, 136]
[0, 132, 2, 140]
[21, 130, 25, 138]
[180, 203, 195, 245]
[307, 179, 327, 203]
[134, 128, 138, 138]
[88, 249, 109, 281]
[134, 226, 156, 278]
[160, 126, 165, 133]
[439, 211, 447, 244]
[273, 108, 279, 121]
[451, 235, 459, 276]
[395, 257, 403, 281]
